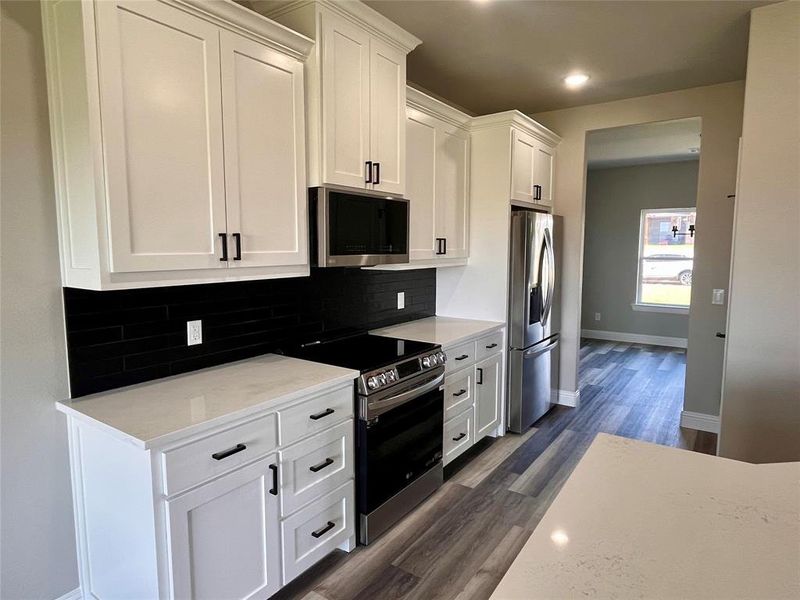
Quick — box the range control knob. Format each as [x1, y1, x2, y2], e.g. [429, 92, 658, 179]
[386, 370, 396, 382]
[436, 351, 446, 364]
[367, 376, 379, 390]
[421, 356, 432, 368]
[377, 373, 387, 386]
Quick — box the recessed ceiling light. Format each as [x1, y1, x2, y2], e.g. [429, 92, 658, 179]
[564, 73, 590, 89]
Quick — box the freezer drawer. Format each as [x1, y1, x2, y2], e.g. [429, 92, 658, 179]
[508, 335, 560, 433]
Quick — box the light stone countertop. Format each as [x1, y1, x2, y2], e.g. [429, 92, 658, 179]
[372, 316, 504, 348]
[491, 433, 800, 599]
[56, 354, 358, 449]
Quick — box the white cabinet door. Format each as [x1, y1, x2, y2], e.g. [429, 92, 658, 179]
[321, 12, 371, 190]
[220, 31, 307, 269]
[474, 353, 502, 441]
[533, 141, 555, 208]
[167, 456, 281, 600]
[437, 125, 469, 258]
[369, 38, 406, 195]
[510, 129, 536, 204]
[95, 0, 227, 273]
[406, 110, 438, 260]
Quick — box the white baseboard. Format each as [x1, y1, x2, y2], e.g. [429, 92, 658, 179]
[581, 329, 688, 349]
[555, 389, 580, 408]
[54, 588, 82, 600]
[680, 410, 720, 434]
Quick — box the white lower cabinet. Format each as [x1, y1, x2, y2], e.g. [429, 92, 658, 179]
[167, 456, 282, 600]
[442, 328, 506, 466]
[63, 381, 356, 599]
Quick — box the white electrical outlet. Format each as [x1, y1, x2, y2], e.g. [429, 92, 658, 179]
[712, 289, 726, 305]
[594, 312, 601, 321]
[187, 320, 202, 346]
[397, 292, 405, 310]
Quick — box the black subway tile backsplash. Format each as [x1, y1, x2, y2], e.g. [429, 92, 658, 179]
[64, 268, 436, 397]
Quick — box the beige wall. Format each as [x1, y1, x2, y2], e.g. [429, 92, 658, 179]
[582, 160, 699, 340]
[534, 81, 744, 417]
[718, 2, 800, 463]
[0, 1, 79, 597]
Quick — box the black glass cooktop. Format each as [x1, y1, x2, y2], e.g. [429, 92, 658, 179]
[284, 333, 437, 373]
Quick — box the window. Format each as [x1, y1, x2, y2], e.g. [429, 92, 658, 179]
[635, 208, 696, 310]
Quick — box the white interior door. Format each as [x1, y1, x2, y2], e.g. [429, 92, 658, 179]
[510, 130, 535, 203]
[533, 141, 555, 207]
[167, 456, 281, 600]
[437, 125, 469, 258]
[321, 12, 371, 190]
[475, 354, 502, 440]
[220, 31, 307, 269]
[369, 38, 406, 195]
[406, 110, 438, 260]
[95, 0, 227, 273]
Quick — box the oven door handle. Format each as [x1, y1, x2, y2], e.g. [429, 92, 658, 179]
[367, 373, 445, 418]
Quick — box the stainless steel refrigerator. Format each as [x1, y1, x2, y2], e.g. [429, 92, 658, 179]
[507, 209, 560, 433]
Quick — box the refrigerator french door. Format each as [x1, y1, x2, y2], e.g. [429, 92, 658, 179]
[508, 209, 560, 433]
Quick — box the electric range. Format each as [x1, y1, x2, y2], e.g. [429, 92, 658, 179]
[284, 332, 447, 544]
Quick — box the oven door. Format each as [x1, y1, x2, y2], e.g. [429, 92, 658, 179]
[356, 370, 444, 516]
[314, 187, 409, 267]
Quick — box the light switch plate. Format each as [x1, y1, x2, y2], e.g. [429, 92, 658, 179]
[187, 320, 202, 346]
[712, 289, 725, 305]
[594, 312, 601, 321]
[397, 292, 405, 310]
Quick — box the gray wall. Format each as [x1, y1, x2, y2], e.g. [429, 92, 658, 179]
[581, 160, 699, 339]
[719, 1, 800, 463]
[534, 81, 744, 419]
[0, 1, 79, 597]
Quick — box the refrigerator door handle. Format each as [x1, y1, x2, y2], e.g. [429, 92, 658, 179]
[523, 336, 559, 359]
[540, 228, 556, 327]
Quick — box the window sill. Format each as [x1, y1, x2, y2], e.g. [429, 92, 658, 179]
[631, 303, 689, 315]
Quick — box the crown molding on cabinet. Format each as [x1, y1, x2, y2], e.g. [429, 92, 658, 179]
[470, 110, 562, 147]
[254, 0, 422, 53]
[407, 87, 472, 130]
[177, 0, 313, 59]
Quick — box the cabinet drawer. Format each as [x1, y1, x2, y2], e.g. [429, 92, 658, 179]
[444, 366, 473, 420]
[281, 481, 354, 584]
[278, 386, 353, 447]
[444, 406, 474, 466]
[161, 413, 278, 496]
[445, 340, 476, 373]
[279, 420, 354, 517]
[476, 330, 504, 362]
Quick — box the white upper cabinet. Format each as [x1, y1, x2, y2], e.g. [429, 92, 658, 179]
[510, 124, 557, 208]
[403, 88, 470, 267]
[95, 0, 228, 273]
[220, 31, 308, 269]
[262, 1, 421, 196]
[369, 38, 406, 195]
[42, 0, 313, 289]
[321, 12, 371, 189]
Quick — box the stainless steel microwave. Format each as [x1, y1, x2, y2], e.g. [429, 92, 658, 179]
[309, 187, 410, 267]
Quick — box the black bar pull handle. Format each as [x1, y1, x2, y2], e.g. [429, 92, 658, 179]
[232, 232, 242, 261]
[452, 432, 466, 442]
[311, 521, 336, 539]
[309, 408, 334, 421]
[455, 354, 469, 361]
[477, 367, 484, 385]
[485, 343, 498, 349]
[269, 464, 278, 495]
[309, 457, 334, 473]
[211, 443, 246, 461]
[219, 232, 228, 261]
[365, 161, 373, 184]
[442, 237, 447, 255]
[453, 389, 467, 397]
[373, 162, 380, 185]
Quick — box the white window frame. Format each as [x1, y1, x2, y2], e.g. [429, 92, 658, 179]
[633, 207, 695, 315]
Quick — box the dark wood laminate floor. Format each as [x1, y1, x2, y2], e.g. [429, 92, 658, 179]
[275, 340, 717, 600]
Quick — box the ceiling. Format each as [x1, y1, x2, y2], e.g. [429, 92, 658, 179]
[364, 0, 772, 115]
[586, 117, 702, 169]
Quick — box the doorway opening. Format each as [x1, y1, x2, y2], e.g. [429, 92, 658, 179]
[577, 117, 713, 451]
